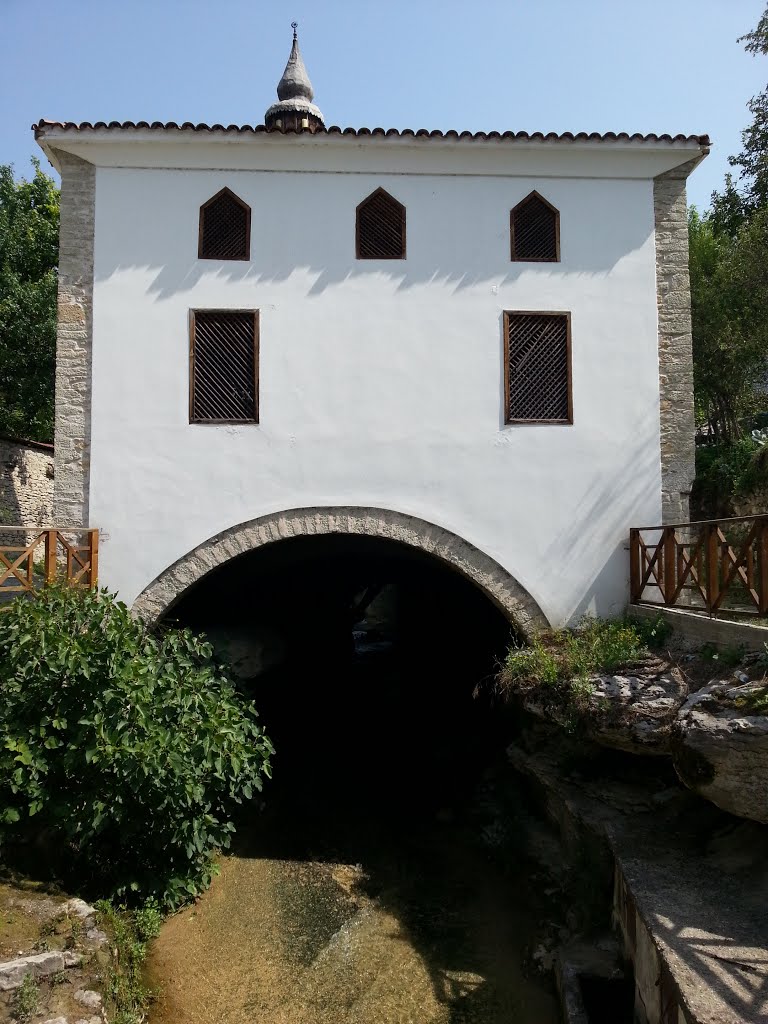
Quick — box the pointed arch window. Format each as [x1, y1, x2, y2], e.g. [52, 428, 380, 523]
[198, 188, 251, 261]
[356, 188, 406, 259]
[510, 191, 560, 262]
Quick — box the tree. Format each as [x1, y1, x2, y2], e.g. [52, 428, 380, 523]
[0, 160, 59, 442]
[690, 207, 768, 442]
[690, 4, 768, 445]
[711, 4, 768, 232]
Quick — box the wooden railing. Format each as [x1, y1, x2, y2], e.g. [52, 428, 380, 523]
[0, 528, 99, 597]
[630, 515, 768, 617]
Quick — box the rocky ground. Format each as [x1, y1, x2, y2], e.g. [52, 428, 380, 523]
[0, 881, 108, 1024]
[518, 636, 768, 824]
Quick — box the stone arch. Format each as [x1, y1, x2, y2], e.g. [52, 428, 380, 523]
[132, 507, 549, 637]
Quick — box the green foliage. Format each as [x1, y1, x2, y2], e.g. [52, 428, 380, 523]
[96, 899, 163, 1023]
[497, 617, 657, 728]
[12, 973, 39, 1022]
[0, 160, 59, 442]
[733, 685, 768, 714]
[625, 612, 673, 649]
[691, 435, 768, 516]
[693, 6, 768, 447]
[710, 4, 768, 230]
[699, 642, 744, 669]
[689, 208, 768, 443]
[0, 584, 274, 908]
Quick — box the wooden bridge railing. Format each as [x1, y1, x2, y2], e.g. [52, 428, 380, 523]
[630, 514, 768, 617]
[0, 528, 99, 597]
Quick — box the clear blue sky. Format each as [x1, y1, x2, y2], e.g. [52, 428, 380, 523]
[1, 0, 765, 210]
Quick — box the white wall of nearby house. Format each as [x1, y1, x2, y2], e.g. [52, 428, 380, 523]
[78, 139, 674, 625]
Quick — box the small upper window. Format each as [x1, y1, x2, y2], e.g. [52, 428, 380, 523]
[199, 188, 251, 261]
[510, 191, 560, 262]
[356, 188, 406, 259]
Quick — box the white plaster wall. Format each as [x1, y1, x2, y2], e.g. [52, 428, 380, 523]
[89, 153, 662, 625]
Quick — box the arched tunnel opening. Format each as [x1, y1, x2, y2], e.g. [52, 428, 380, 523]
[165, 533, 519, 823]
[150, 535, 565, 1023]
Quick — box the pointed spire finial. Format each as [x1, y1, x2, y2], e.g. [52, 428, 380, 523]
[264, 22, 325, 131]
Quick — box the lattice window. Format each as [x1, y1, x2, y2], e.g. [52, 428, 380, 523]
[504, 312, 572, 424]
[356, 188, 406, 259]
[199, 188, 251, 260]
[510, 191, 560, 262]
[190, 310, 259, 423]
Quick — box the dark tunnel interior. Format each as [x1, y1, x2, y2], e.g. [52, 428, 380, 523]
[164, 533, 520, 823]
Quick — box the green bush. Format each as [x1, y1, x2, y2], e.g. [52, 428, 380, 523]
[0, 585, 274, 908]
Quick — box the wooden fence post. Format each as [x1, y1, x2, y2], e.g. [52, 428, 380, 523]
[629, 529, 641, 603]
[758, 519, 768, 616]
[663, 527, 676, 605]
[44, 530, 58, 584]
[706, 524, 720, 614]
[89, 529, 99, 588]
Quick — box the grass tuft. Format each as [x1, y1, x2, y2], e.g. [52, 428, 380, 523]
[12, 973, 39, 1022]
[496, 615, 667, 730]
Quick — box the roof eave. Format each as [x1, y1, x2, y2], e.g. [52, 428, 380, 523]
[33, 120, 710, 151]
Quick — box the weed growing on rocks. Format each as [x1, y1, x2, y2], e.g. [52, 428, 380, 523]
[12, 973, 39, 1022]
[497, 616, 662, 729]
[96, 899, 162, 1023]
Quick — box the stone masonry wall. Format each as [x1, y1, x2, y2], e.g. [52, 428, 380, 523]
[0, 437, 54, 546]
[54, 152, 95, 526]
[654, 160, 699, 525]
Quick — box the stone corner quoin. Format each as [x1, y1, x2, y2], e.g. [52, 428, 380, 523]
[654, 158, 699, 526]
[53, 150, 95, 528]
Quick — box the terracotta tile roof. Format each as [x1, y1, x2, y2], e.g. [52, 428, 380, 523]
[32, 120, 710, 146]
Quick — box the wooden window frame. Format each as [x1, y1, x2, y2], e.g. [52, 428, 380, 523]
[198, 187, 252, 262]
[503, 310, 573, 425]
[355, 187, 407, 260]
[510, 190, 561, 263]
[189, 309, 260, 425]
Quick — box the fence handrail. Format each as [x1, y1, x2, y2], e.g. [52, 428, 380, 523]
[0, 525, 94, 531]
[631, 512, 768, 532]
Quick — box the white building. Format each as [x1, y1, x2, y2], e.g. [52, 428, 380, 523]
[35, 29, 708, 633]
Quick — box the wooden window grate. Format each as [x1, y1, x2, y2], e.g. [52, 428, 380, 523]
[504, 311, 572, 424]
[199, 188, 251, 260]
[190, 310, 259, 423]
[510, 191, 560, 262]
[356, 188, 406, 259]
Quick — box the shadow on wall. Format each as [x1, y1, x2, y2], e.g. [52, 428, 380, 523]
[94, 181, 653, 300]
[543, 408, 664, 624]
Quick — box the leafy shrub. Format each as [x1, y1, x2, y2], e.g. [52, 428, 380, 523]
[497, 617, 654, 728]
[0, 585, 273, 908]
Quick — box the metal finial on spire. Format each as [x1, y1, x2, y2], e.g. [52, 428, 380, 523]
[292, 21, 298, 39]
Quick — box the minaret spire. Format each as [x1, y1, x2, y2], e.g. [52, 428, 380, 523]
[265, 23, 325, 132]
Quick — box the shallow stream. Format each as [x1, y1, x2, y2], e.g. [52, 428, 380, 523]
[147, 810, 559, 1024]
